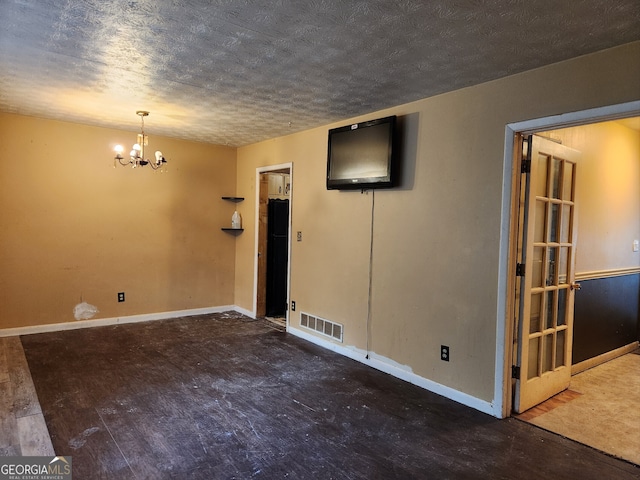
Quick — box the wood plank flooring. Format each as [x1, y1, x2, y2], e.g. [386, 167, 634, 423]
[515, 389, 583, 422]
[0, 336, 54, 456]
[18, 312, 640, 479]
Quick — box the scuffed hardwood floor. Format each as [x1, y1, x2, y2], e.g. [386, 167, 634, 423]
[8, 312, 640, 479]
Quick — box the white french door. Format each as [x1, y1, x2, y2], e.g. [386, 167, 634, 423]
[513, 135, 581, 413]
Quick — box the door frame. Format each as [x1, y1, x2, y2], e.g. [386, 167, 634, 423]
[496, 101, 640, 418]
[252, 163, 293, 326]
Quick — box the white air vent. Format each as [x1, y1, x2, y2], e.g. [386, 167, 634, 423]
[300, 312, 343, 342]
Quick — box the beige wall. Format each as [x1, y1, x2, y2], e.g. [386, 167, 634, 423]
[0, 114, 237, 329]
[541, 121, 640, 274]
[1, 42, 638, 406]
[236, 42, 640, 402]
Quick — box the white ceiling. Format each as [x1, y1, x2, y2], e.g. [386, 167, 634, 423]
[1, 1, 639, 147]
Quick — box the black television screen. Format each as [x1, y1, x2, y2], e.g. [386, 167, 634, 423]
[326, 115, 397, 190]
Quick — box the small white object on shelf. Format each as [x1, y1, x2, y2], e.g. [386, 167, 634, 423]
[231, 210, 242, 229]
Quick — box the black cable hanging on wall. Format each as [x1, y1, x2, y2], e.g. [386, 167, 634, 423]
[365, 189, 375, 360]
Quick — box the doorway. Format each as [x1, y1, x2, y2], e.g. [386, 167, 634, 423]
[502, 107, 640, 460]
[499, 102, 640, 419]
[255, 165, 292, 327]
[509, 117, 640, 413]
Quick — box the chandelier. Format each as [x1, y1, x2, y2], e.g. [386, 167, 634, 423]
[114, 111, 167, 170]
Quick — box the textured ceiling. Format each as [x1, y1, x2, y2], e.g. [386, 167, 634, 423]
[1, 1, 639, 147]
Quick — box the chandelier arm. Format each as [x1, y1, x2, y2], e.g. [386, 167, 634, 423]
[117, 157, 131, 166]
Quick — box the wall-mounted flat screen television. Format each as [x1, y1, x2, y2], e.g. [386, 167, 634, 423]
[326, 115, 397, 190]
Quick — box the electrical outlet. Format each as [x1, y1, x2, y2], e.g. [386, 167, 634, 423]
[118, 292, 125, 302]
[297, 231, 302, 242]
[441, 345, 450, 362]
[633, 239, 639, 252]
[291, 300, 296, 311]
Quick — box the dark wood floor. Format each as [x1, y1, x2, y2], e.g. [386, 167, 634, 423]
[21, 312, 639, 480]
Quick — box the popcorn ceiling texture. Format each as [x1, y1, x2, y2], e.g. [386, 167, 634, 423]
[0, 1, 639, 146]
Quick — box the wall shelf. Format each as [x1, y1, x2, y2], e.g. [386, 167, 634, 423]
[221, 196, 244, 233]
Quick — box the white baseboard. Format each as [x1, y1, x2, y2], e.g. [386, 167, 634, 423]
[233, 305, 256, 319]
[287, 326, 497, 417]
[3, 307, 497, 417]
[0, 305, 238, 338]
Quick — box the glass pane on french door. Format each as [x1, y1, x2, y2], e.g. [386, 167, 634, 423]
[526, 151, 576, 380]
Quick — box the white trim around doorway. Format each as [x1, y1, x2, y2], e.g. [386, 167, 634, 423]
[252, 163, 294, 327]
[495, 101, 640, 419]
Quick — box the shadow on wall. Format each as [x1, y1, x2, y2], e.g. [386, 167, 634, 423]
[396, 112, 419, 191]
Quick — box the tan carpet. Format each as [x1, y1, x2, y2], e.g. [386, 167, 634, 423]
[521, 353, 640, 465]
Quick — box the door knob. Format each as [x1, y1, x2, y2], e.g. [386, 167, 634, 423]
[570, 283, 581, 291]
